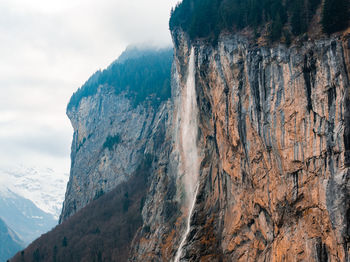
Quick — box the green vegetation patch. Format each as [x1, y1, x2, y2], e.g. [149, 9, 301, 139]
[103, 135, 121, 151]
[170, 0, 349, 43]
[67, 48, 173, 110]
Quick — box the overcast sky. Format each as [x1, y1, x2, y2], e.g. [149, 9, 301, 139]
[0, 0, 178, 176]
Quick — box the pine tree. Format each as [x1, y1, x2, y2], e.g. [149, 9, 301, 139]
[307, 0, 321, 17]
[62, 236, 67, 247]
[169, 0, 324, 42]
[291, 0, 303, 35]
[270, 13, 283, 41]
[291, 0, 309, 35]
[322, 0, 349, 34]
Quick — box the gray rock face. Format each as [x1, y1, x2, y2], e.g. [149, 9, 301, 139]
[60, 85, 167, 223]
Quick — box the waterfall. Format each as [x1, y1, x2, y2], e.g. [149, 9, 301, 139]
[174, 47, 199, 262]
[174, 185, 199, 262]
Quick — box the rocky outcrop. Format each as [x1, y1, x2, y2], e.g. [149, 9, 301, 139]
[131, 30, 350, 261]
[60, 85, 168, 222]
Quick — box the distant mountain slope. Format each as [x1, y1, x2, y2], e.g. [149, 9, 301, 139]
[0, 218, 23, 262]
[112, 45, 168, 64]
[11, 154, 165, 262]
[0, 188, 57, 245]
[67, 47, 173, 110]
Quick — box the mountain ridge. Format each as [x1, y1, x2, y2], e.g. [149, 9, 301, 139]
[0, 187, 57, 245]
[0, 218, 23, 262]
[0, 167, 68, 219]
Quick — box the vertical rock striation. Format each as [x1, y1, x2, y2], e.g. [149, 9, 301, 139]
[170, 30, 350, 261]
[132, 31, 350, 261]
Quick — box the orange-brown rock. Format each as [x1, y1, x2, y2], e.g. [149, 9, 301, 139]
[132, 30, 350, 261]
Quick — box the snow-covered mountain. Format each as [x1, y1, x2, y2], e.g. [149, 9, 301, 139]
[0, 166, 69, 247]
[0, 166, 69, 219]
[0, 188, 57, 245]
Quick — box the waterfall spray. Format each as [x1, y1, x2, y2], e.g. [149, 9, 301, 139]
[174, 47, 199, 262]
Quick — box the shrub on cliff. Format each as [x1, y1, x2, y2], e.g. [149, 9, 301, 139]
[102, 134, 121, 151]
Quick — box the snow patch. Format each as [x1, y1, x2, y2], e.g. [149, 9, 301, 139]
[0, 166, 69, 219]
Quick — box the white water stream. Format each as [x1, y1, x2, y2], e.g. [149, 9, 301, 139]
[174, 48, 199, 262]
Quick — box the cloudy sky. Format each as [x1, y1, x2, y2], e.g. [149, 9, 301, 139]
[0, 0, 178, 176]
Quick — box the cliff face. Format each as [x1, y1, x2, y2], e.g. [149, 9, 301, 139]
[60, 85, 168, 222]
[16, 32, 350, 262]
[131, 31, 350, 261]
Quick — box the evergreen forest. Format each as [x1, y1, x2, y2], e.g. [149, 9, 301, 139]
[169, 0, 349, 42]
[68, 48, 173, 110]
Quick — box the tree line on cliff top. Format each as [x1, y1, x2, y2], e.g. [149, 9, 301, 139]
[67, 48, 173, 110]
[169, 0, 349, 42]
